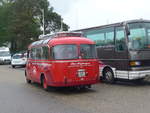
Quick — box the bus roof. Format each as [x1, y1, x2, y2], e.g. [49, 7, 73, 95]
[28, 32, 94, 49]
[74, 19, 150, 32]
[48, 37, 94, 46]
[38, 31, 83, 40]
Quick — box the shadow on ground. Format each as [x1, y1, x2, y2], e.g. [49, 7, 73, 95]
[28, 82, 97, 95]
[103, 79, 150, 87]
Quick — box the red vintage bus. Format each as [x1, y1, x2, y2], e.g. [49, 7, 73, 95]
[25, 32, 99, 90]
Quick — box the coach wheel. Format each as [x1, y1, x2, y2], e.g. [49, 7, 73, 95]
[103, 68, 114, 83]
[12, 65, 15, 68]
[42, 77, 48, 91]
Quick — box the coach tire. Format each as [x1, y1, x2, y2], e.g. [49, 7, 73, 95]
[103, 68, 114, 84]
[12, 65, 15, 68]
[42, 77, 48, 91]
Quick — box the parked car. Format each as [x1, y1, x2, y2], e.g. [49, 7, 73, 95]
[11, 53, 27, 68]
[0, 47, 11, 64]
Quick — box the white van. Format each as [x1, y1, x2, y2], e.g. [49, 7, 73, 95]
[0, 47, 11, 64]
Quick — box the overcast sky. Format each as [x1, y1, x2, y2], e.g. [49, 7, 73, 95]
[49, 0, 150, 30]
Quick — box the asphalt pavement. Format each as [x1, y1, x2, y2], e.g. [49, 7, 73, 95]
[0, 65, 150, 113]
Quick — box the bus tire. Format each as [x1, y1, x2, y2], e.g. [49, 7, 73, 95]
[103, 68, 114, 84]
[41, 76, 48, 91]
[25, 71, 31, 84]
[12, 65, 15, 68]
[26, 79, 31, 84]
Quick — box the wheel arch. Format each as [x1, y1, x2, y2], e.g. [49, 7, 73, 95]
[100, 65, 116, 78]
[40, 73, 48, 84]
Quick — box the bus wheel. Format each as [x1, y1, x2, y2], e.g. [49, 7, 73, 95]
[103, 68, 114, 84]
[26, 79, 31, 84]
[42, 77, 48, 91]
[25, 71, 31, 84]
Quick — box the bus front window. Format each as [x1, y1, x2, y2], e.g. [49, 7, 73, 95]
[52, 45, 78, 60]
[128, 22, 150, 50]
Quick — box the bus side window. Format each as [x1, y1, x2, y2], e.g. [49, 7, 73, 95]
[36, 47, 42, 60]
[115, 27, 126, 51]
[49, 47, 54, 60]
[31, 48, 36, 59]
[42, 46, 49, 60]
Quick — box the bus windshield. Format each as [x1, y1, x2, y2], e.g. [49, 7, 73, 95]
[128, 22, 150, 50]
[80, 44, 97, 59]
[52, 44, 78, 60]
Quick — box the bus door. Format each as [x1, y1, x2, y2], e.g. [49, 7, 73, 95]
[26, 50, 32, 80]
[115, 26, 129, 79]
[30, 48, 38, 82]
[36, 46, 50, 82]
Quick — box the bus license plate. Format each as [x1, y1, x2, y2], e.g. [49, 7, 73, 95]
[78, 69, 86, 77]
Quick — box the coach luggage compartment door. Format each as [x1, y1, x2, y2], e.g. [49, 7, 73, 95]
[114, 26, 129, 79]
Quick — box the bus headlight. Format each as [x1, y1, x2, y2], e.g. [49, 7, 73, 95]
[130, 61, 141, 66]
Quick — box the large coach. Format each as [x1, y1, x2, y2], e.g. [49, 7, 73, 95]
[76, 19, 150, 83]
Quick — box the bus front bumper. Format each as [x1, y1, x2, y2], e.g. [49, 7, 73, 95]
[47, 79, 99, 87]
[129, 70, 150, 80]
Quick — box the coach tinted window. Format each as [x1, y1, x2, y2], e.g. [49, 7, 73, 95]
[85, 27, 114, 46]
[105, 27, 114, 45]
[115, 27, 126, 51]
[85, 29, 105, 46]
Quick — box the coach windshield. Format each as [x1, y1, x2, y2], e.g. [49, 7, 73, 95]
[128, 22, 150, 50]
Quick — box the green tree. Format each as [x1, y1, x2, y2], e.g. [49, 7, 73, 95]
[10, 0, 41, 52]
[0, 0, 69, 53]
[0, 0, 13, 46]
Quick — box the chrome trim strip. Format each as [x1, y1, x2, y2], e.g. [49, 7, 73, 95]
[131, 67, 150, 71]
[115, 70, 150, 80]
[115, 70, 129, 79]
